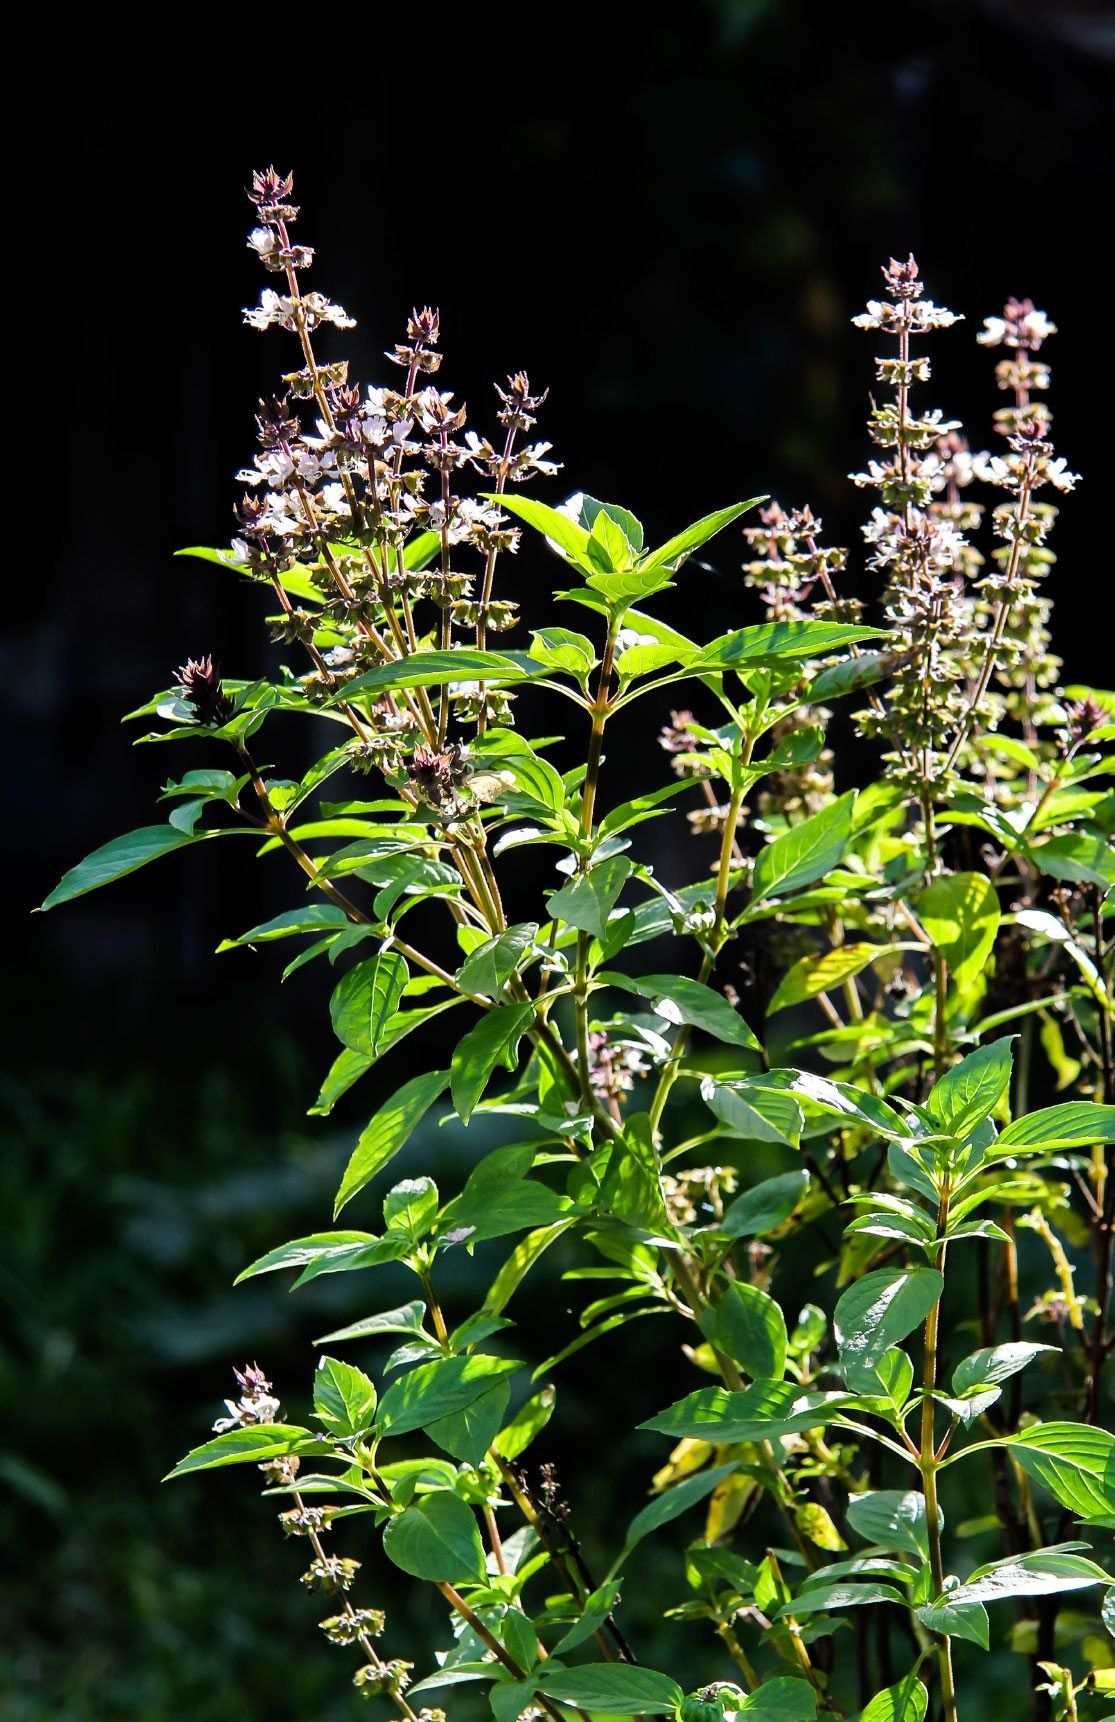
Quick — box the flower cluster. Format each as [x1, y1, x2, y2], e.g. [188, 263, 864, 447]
[212, 1362, 281, 1431]
[965, 297, 1077, 782]
[850, 256, 981, 794]
[661, 1164, 739, 1228]
[235, 166, 557, 754]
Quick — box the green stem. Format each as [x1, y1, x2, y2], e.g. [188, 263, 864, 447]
[920, 1183, 959, 1722]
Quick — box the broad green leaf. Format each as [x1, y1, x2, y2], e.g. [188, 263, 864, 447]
[486, 1220, 577, 1314]
[998, 1423, 1115, 1521]
[438, 1178, 572, 1246]
[451, 1004, 534, 1124]
[536, 1664, 683, 1716]
[491, 493, 595, 570]
[382, 1489, 486, 1582]
[378, 1355, 520, 1439]
[915, 871, 1000, 992]
[941, 1544, 1114, 1607]
[602, 972, 761, 1051]
[580, 495, 645, 552]
[425, 1377, 511, 1467]
[996, 1103, 1115, 1154]
[751, 794, 855, 901]
[641, 1381, 850, 1443]
[778, 1582, 904, 1617]
[845, 1491, 933, 1560]
[41, 824, 205, 910]
[217, 904, 351, 950]
[720, 1171, 810, 1238]
[455, 923, 539, 999]
[702, 1283, 787, 1381]
[383, 1176, 439, 1244]
[736, 1681, 818, 1719]
[697, 621, 886, 668]
[768, 943, 894, 1015]
[639, 499, 764, 573]
[951, 1342, 1055, 1397]
[339, 649, 550, 700]
[329, 951, 408, 1055]
[334, 1071, 448, 1216]
[618, 1463, 740, 1566]
[164, 1424, 323, 1480]
[858, 1678, 928, 1722]
[549, 1580, 623, 1657]
[531, 626, 596, 676]
[747, 1069, 905, 1139]
[701, 1078, 803, 1147]
[313, 1356, 377, 1437]
[235, 1231, 376, 1283]
[314, 1300, 427, 1346]
[926, 1037, 1015, 1138]
[1030, 830, 1115, 890]
[492, 1386, 556, 1461]
[599, 1113, 671, 1232]
[835, 1270, 943, 1394]
[914, 1600, 989, 1649]
[547, 857, 632, 939]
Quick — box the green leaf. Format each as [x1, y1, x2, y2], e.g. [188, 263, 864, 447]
[702, 1283, 787, 1381]
[751, 794, 855, 901]
[455, 923, 539, 999]
[491, 493, 595, 570]
[768, 944, 894, 1015]
[41, 824, 205, 910]
[439, 1177, 572, 1246]
[492, 1386, 556, 1461]
[218, 904, 351, 951]
[641, 1381, 849, 1443]
[835, 1270, 943, 1394]
[736, 1681, 818, 1719]
[1030, 830, 1115, 890]
[530, 626, 597, 676]
[426, 1377, 511, 1467]
[451, 1004, 534, 1125]
[548, 857, 633, 940]
[313, 1356, 377, 1437]
[914, 1600, 989, 1650]
[235, 1231, 376, 1283]
[382, 1490, 486, 1582]
[998, 1423, 1115, 1521]
[334, 1071, 448, 1216]
[941, 1545, 1114, 1607]
[599, 1112, 671, 1232]
[536, 1664, 684, 1716]
[701, 1079, 803, 1147]
[383, 1176, 439, 1245]
[927, 1038, 1015, 1138]
[486, 1221, 576, 1316]
[378, 1355, 520, 1440]
[549, 1580, 623, 1658]
[951, 1342, 1055, 1397]
[620, 1463, 739, 1565]
[858, 1677, 928, 1722]
[996, 1103, 1115, 1154]
[845, 1491, 933, 1560]
[639, 498, 765, 574]
[720, 1171, 810, 1239]
[329, 951, 408, 1055]
[602, 972, 760, 1050]
[698, 621, 888, 670]
[916, 872, 1000, 993]
[314, 1301, 427, 1346]
[778, 1582, 904, 1617]
[339, 649, 550, 700]
[164, 1424, 323, 1480]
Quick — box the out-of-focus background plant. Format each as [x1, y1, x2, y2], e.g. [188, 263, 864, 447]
[4, 3, 1114, 1716]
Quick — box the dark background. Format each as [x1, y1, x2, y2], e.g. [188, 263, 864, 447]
[4, 2, 1114, 1715]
